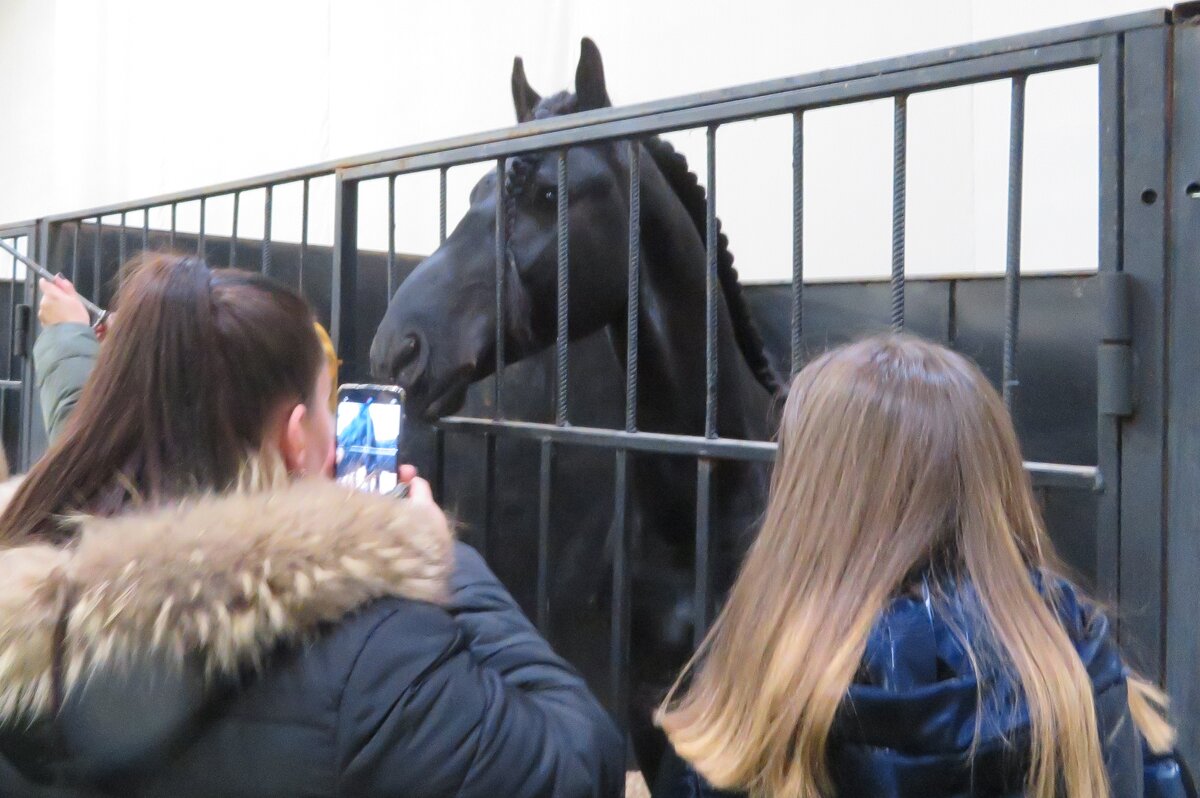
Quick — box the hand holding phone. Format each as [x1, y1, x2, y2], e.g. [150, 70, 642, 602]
[335, 383, 405, 494]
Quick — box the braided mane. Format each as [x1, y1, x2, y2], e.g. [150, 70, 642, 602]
[637, 136, 782, 396]
[521, 91, 781, 396]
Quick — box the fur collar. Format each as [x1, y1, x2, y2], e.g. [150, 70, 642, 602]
[0, 479, 453, 723]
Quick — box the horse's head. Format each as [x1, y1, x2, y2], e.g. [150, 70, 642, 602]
[371, 39, 632, 420]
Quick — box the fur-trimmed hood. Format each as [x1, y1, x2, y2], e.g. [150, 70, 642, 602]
[0, 479, 453, 733]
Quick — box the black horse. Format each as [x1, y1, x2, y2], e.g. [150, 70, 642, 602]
[371, 39, 781, 773]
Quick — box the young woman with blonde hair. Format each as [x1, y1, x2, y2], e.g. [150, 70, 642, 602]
[656, 334, 1192, 798]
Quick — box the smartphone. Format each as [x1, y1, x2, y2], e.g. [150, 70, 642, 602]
[335, 383, 405, 494]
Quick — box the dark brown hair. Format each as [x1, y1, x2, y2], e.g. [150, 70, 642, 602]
[0, 253, 323, 543]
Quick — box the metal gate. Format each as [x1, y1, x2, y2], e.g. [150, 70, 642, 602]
[8, 4, 1200, 766]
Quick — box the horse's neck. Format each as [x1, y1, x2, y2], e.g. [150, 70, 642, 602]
[610, 187, 774, 443]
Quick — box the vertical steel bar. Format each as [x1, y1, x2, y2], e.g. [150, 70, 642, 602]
[169, 204, 176, 249]
[555, 150, 569, 426]
[791, 110, 804, 378]
[387, 175, 397, 299]
[694, 458, 714, 647]
[1002, 75, 1027, 408]
[141, 208, 149, 254]
[439, 167, 448, 243]
[71, 223, 80, 284]
[197, 199, 206, 258]
[611, 448, 631, 727]
[494, 158, 507, 416]
[537, 438, 552, 631]
[704, 126, 719, 440]
[118, 212, 127, 270]
[331, 176, 359, 377]
[299, 180, 309, 293]
[262, 185, 273, 276]
[230, 191, 240, 268]
[891, 95, 908, 332]
[626, 140, 641, 434]
[92, 216, 102, 304]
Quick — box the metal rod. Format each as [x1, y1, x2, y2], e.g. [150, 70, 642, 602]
[555, 149, 569, 426]
[439, 167, 448, 243]
[0, 238, 107, 324]
[891, 94, 908, 332]
[791, 110, 804, 378]
[230, 191, 240, 268]
[169, 204, 176, 249]
[1003, 75, 1027, 408]
[611, 449, 631, 728]
[299, 180, 308, 292]
[494, 158, 507, 417]
[93, 216, 102, 303]
[626, 140, 641, 434]
[694, 458, 714, 646]
[197, 199, 206, 258]
[537, 438, 553, 631]
[118, 211, 127, 269]
[262, 185, 273, 276]
[141, 208, 149, 254]
[387, 174, 397, 299]
[705, 126, 719, 439]
[71, 223, 80, 284]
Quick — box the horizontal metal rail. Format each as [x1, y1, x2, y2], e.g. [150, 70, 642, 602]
[435, 416, 1101, 491]
[344, 40, 1101, 181]
[22, 9, 1166, 227]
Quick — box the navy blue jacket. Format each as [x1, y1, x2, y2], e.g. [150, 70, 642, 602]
[656, 579, 1194, 798]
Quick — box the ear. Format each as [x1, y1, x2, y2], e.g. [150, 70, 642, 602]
[512, 57, 542, 123]
[574, 37, 611, 112]
[279, 403, 309, 474]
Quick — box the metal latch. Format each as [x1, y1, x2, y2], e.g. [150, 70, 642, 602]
[1098, 271, 1133, 417]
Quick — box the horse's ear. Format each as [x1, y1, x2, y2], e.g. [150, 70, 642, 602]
[574, 37, 610, 112]
[512, 57, 541, 123]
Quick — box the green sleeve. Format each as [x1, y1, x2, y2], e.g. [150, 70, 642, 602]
[32, 323, 100, 442]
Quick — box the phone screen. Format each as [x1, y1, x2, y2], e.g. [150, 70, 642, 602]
[335, 384, 405, 494]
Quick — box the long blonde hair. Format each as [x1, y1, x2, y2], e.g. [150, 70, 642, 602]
[658, 334, 1173, 798]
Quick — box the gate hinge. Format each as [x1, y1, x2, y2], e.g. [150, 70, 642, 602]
[1098, 272, 1134, 417]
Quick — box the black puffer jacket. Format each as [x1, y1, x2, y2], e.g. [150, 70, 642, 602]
[0, 480, 624, 797]
[656, 578, 1195, 798]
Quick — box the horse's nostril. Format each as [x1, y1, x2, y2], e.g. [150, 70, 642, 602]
[395, 334, 418, 369]
[387, 333, 426, 386]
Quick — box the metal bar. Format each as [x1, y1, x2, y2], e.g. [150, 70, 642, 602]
[482, 433, 496, 561]
[230, 191, 240, 268]
[1002, 76, 1027, 407]
[262, 185, 273, 276]
[93, 216, 102, 303]
[791, 111, 804, 377]
[0, 239, 106, 321]
[331, 177, 359, 375]
[71, 223, 80, 284]
[343, 40, 1103, 183]
[694, 459, 714, 646]
[537, 438, 552, 631]
[5, 239, 16, 382]
[435, 415, 1100, 488]
[891, 95, 908, 331]
[626, 140, 641, 433]
[30, 8, 1164, 227]
[555, 150, 569, 426]
[705, 125, 719, 439]
[439, 167, 448, 242]
[0, 380, 20, 390]
[169, 204, 176, 249]
[141, 209, 149, 253]
[611, 449, 632, 726]
[197, 199, 206, 258]
[494, 157, 507, 416]
[1165, 14, 1200, 771]
[387, 175, 397, 298]
[118, 212, 127, 270]
[298, 181, 308, 292]
[1095, 33, 1123, 603]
